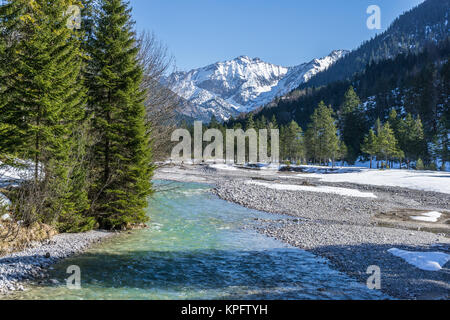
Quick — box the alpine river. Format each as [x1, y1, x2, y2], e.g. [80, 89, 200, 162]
[10, 181, 387, 300]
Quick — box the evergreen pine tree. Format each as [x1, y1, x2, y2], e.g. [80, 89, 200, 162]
[270, 115, 278, 130]
[258, 115, 267, 130]
[87, 0, 153, 230]
[377, 122, 403, 168]
[435, 116, 449, 170]
[373, 118, 383, 168]
[337, 140, 348, 165]
[246, 114, 255, 130]
[0, 0, 91, 229]
[361, 129, 377, 169]
[374, 118, 382, 135]
[388, 109, 401, 138]
[306, 102, 339, 165]
[416, 158, 425, 170]
[398, 113, 426, 169]
[305, 107, 319, 164]
[282, 121, 304, 162]
[339, 86, 368, 164]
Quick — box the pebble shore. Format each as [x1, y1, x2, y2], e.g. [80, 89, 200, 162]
[0, 231, 113, 295]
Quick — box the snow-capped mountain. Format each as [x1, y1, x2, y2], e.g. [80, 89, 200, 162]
[165, 50, 348, 121]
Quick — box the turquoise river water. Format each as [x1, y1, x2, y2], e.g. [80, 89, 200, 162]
[8, 181, 387, 300]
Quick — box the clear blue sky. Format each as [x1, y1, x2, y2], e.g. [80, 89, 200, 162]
[129, 0, 425, 71]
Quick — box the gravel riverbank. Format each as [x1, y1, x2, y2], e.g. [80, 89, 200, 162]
[0, 231, 114, 295]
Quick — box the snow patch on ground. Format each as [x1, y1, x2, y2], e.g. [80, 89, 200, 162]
[410, 211, 442, 223]
[0, 161, 34, 188]
[210, 163, 280, 171]
[388, 248, 450, 271]
[0, 193, 11, 208]
[258, 163, 280, 170]
[209, 164, 239, 171]
[245, 181, 377, 199]
[0, 161, 36, 209]
[294, 167, 450, 194]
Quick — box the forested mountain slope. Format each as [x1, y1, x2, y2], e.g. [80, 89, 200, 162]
[297, 0, 449, 90]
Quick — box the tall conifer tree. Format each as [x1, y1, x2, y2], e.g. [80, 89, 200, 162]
[361, 129, 377, 169]
[339, 86, 368, 164]
[306, 102, 340, 165]
[398, 113, 426, 168]
[86, 0, 153, 229]
[377, 122, 403, 167]
[282, 121, 304, 162]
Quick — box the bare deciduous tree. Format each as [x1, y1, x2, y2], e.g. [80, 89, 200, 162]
[136, 31, 181, 162]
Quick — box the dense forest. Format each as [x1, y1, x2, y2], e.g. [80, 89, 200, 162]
[0, 0, 164, 232]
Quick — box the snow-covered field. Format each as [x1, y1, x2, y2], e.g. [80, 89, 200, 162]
[410, 211, 442, 223]
[293, 167, 450, 194]
[209, 163, 450, 194]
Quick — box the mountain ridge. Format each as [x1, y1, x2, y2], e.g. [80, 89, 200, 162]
[166, 50, 348, 121]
